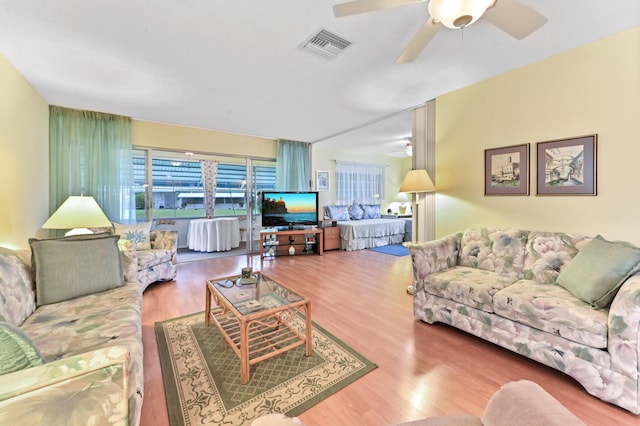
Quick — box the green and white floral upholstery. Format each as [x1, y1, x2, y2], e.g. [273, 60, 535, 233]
[408, 228, 640, 414]
[115, 223, 178, 291]
[0, 244, 143, 425]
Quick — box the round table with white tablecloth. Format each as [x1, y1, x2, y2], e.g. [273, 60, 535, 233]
[187, 217, 240, 252]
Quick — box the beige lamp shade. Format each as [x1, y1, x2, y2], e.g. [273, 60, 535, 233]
[42, 196, 111, 232]
[399, 169, 435, 193]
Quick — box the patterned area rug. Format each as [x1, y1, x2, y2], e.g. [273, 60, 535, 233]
[155, 312, 377, 426]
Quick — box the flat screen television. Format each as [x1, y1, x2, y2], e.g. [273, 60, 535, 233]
[261, 191, 319, 229]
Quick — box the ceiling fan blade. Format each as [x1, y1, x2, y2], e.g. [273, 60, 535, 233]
[484, 0, 547, 40]
[334, 0, 424, 18]
[396, 18, 441, 64]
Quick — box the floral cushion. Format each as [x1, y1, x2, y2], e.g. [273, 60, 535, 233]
[348, 203, 364, 220]
[361, 204, 381, 219]
[325, 205, 350, 221]
[522, 232, 591, 284]
[0, 247, 36, 327]
[493, 280, 609, 348]
[422, 266, 517, 313]
[458, 228, 528, 281]
[113, 222, 152, 250]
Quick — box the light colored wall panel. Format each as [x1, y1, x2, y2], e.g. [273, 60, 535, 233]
[435, 27, 640, 244]
[0, 54, 49, 249]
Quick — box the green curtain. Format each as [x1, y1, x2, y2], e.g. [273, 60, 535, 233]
[49, 106, 135, 223]
[275, 139, 310, 191]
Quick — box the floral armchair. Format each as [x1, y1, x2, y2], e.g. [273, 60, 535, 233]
[113, 222, 178, 291]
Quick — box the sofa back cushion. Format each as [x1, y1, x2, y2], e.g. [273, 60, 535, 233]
[458, 228, 528, 280]
[325, 205, 350, 221]
[522, 231, 591, 284]
[0, 247, 36, 327]
[29, 234, 125, 306]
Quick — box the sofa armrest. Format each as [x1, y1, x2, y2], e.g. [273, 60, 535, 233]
[608, 273, 640, 377]
[120, 249, 139, 282]
[0, 346, 130, 425]
[407, 233, 461, 284]
[150, 230, 178, 264]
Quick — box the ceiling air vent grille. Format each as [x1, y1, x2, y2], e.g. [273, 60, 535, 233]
[300, 29, 351, 60]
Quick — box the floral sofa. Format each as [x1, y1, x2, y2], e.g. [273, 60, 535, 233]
[0, 234, 144, 425]
[407, 228, 640, 414]
[324, 204, 405, 251]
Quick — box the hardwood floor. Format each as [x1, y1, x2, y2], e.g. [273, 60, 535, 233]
[141, 250, 637, 426]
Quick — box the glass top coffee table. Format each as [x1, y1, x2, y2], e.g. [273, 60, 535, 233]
[205, 272, 312, 384]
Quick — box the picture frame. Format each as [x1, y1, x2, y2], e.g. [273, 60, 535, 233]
[484, 143, 530, 196]
[536, 135, 597, 196]
[316, 170, 329, 192]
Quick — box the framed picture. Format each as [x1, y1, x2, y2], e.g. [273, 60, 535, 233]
[484, 144, 530, 196]
[316, 170, 329, 192]
[536, 135, 597, 196]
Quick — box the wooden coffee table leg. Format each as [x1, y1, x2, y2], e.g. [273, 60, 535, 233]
[240, 318, 250, 384]
[305, 301, 312, 356]
[205, 283, 211, 326]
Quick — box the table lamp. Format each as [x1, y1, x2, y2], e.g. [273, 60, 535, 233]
[396, 192, 410, 215]
[399, 169, 435, 295]
[42, 195, 111, 236]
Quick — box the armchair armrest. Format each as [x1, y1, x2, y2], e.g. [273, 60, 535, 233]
[0, 346, 130, 425]
[150, 230, 178, 264]
[407, 232, 462, 290]
[120, 249, 139, 282]
[608, 273, 640, 378]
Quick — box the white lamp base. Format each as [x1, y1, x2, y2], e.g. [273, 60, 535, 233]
[65, 228, 94, 236]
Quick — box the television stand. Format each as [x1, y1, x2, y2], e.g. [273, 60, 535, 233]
[260, 229, 324, 259]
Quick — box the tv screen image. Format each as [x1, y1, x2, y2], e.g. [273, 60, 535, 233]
[261, 191, 318, 228]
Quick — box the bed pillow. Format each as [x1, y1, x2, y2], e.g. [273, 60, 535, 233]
[113, 222, 152, 250]
[0, 322, 44, 375]
[325, 205, 350, 221]
[348, 202, 365, 220]
[556, 235, 640, 309]
[361, 204, 381, 219]
[29, 234, 125, 306]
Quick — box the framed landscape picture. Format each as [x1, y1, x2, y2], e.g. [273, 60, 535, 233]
[484, 143, 530, 196]
[536, 135, 597, 196]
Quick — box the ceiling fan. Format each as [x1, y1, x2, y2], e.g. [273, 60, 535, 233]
[333, 0, 547, 64]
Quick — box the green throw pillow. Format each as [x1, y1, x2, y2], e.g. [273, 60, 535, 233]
[556, 235, 640, 308]
[0, 322, 44, 375]
[29, 234, 125, 307]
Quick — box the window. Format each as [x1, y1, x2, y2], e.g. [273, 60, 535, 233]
[335, 161, 385, 205]
[132, 150, 276, 221]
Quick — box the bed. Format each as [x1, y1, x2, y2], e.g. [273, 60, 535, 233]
[325, 204, 406, 251]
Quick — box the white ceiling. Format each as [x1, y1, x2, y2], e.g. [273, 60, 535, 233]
[1, 1, 639, 157]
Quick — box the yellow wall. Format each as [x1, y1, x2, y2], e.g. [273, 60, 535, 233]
[435, 26, 640, 244]
[312, 144, 412, 214]
[133, 120, 276, 158]
[0, 54, 49, 249]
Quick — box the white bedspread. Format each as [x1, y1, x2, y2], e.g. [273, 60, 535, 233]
[338, 218, 406, 251]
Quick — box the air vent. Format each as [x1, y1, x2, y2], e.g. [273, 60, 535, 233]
[300, 29, 351, 60]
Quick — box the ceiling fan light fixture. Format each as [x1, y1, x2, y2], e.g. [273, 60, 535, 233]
[428, 0, 494, 29]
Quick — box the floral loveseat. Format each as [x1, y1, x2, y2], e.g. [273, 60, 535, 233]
[113, 222, 177, 291]
[407, 228, 640, 414]
[0, 234, 143, 425]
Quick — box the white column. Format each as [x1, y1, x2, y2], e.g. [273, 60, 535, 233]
[411, 101, 436, 242]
